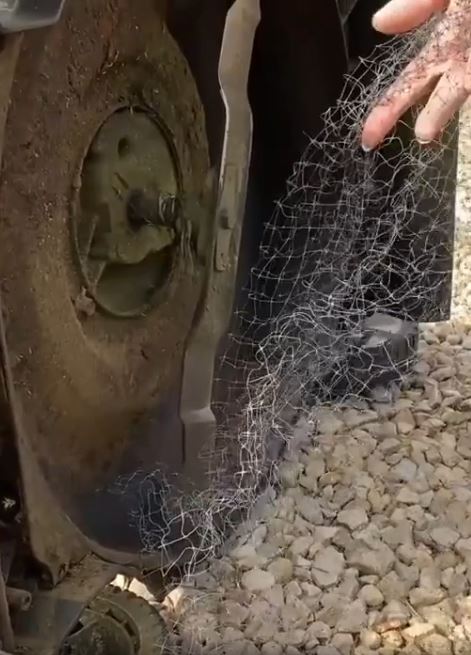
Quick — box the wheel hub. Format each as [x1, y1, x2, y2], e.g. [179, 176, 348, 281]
[62, 611, 136, 655]
[60, 588, 168, 655]
[74, 108, 182, 317]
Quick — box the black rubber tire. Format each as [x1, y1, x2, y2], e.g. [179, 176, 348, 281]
[89, 587, 170, 655]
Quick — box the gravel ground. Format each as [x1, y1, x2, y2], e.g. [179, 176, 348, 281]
[159, 112, 471, 655]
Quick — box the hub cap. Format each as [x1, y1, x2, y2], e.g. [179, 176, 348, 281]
[74, 108, 182, 317]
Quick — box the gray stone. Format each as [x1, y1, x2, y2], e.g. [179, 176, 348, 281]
[241, 569, 275, 593]
[395, 561, 419, 588]
[420, 566, 441, 589]
[397, 543, 419, 565]
[417, 634, 452, 655]
[267, 558, 293, 584]
[332, 527, 354, 550]
[420, 601, 456, 635]
[381, 520, 413, 548]
[280, 598, 310, 631]
[289, 536, 314, 557]
[337, 508, 369, 531]
[316, 648, 341, 655]
[397, 488, 421, 504]
[455, 537, 471, 558]
[347, 543, 395, 576]
[306, 621, 331, 641]
[305, 456, 326, 480]
[245, 618, 277, 644]
[343, 409, 378, 428]
[395, 409, 416, 434]
[285, 648, 301, 655]
[448, 572, 467, 597]
[430, 527, 460, 549]
[300, 582, 321, 597]
[231, 544, 257, 561]
[312, 546, 345, 588]
[296, 496, 323, 524]
[331, 633, 354, 655]
[368, 489, 389, 513]
[376, 600, 410, 631]
[222, 627, 245, 643]
[317, 411, 344, 435]
[317, 599, 347, 628]
[260, 644, 283, 655]
[360, 629, 381, 649]
[337, 569, 360, 600]
[261, 584, 284, 608]
[278, 629, 305, 648]
[378, 571, 409, 601]
[391, 458, 417, 482]
[250, 525, 268, 548]
[378, 438, 400, 455]
[358, 584, 384, 607]
[220, 601, 250, 627]
[278, 462, 301, 488]
[313, 526, 340, 544]
[336, 599, 368, 633]
[409, 587, 446, 607]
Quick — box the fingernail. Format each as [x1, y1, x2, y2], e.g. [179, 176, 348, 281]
[372, 0, 404, 28]
[416, 137, 432, 145]
[371, 9, 383, 29]
[361, 144, 373, 153]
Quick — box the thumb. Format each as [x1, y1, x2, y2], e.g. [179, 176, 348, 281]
[372, 0, 448, 34]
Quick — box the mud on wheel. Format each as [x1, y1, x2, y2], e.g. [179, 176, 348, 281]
[0, 0, 216, 570]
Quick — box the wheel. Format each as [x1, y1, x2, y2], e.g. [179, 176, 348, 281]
[0, 0, 216, 572]
[61, 587, 169, 655]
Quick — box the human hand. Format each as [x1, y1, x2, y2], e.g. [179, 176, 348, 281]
[361, 0, 471, 150]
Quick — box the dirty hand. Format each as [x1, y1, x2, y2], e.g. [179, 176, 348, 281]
[361, 0, 471, 150]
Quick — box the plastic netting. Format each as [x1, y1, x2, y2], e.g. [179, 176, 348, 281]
[113, 12, 461, 575]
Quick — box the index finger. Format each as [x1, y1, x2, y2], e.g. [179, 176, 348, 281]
[372, 0, 448, 35]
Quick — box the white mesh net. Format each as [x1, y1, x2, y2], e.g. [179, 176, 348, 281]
[111, 12, 461, 582]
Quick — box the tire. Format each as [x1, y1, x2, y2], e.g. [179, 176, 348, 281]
[61, 587, 170, 655]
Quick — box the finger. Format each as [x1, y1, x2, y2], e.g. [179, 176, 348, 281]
[415, 63, 469, 141]
[465, 49, 471, 91]
[362, 55, 444, 149]
[372, 0, 448, 35]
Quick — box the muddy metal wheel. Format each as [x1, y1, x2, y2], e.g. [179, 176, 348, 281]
[0, 0, 232, 576]
[61, 587, 169, 655]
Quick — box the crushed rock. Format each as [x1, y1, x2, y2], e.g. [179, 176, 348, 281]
[163, 314, 471, 654]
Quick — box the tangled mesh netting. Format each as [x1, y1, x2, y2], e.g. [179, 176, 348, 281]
[111, 14, 460, 575]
